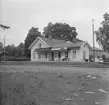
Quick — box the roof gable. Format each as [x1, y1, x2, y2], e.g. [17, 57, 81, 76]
[81, 41, 92, 50]
[28, 37, 50, 49]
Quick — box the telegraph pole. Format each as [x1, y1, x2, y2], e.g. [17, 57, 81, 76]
[0, 24, 10, 61]
[92, 19, 95, 62]
[4, 35, 5, 61]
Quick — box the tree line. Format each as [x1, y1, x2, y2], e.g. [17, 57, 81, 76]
[0, 12, 109, 58]
[0, 42, 25, 57]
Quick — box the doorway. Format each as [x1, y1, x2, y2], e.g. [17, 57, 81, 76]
[51, 52, 54, 61]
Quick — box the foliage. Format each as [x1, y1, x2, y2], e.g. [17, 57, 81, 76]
[5, 43, 25, 57]
[24, 27, 41, 57]
[95, 13, 109, 52]
[15, 43, 24, 57]
[0, 42, 3, 48]
[89, 54, 94, 59]
[43, 22, 78, 41]
[102, 54, 109, 62]
[0, 56, 30, 61]
[102, 54, 106, 61]
[0, 24, 10, 30]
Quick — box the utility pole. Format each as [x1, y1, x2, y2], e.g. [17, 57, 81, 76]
[0, 24, 10, 61]
[92, 19, 95, 62]
[4, 35, 5, 61]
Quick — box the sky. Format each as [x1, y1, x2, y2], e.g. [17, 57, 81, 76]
[0, 0, 109, 47]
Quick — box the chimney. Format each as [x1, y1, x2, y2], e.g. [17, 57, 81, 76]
[48, 35, 52, 40]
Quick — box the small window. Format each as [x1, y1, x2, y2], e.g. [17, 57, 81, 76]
[45, 53, 47, 59]
[38, 43, 42, 48]
[65, 51, 68, 57]
[58, 52, 61, 58]
[83, 51, 86, 59]
[72, 51, 76, 58]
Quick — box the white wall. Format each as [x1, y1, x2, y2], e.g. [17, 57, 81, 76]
[68, 43, 90, 62]
[38, 52, 50, 61]
[68, 48, 81, 61]
[80, 43, 90, 61]
[31, 38, 49, 61]
[53, 51, 66, 61]
[30, 38, 90, 62]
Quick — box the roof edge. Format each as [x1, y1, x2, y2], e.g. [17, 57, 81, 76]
[81, 41, 92, 49]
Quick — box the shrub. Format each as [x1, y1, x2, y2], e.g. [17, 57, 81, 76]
[102, 54, 106, 61]
[0, 56, 30, 61]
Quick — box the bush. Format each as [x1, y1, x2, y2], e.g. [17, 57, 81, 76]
[89, 54, 94, 60]
[0, 56, 30, 61]
[102, 54, 106, 61]
[102, 54, 109, 62]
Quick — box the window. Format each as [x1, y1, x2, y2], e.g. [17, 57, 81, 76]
[58, 52, 61, 58]
[83, 51, 86, 59]
[45, 52, 47, 59]
[38, 43, 42, 48]
[72, 51, 76, 58]
[65, 51, 68, 58]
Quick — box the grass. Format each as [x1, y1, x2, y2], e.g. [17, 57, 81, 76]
[0, 65, 109, 105]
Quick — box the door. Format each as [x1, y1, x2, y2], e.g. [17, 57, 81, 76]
[51, 52, 54, 60]
[83, 51, 86, 60]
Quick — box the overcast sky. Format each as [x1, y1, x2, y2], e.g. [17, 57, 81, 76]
[0, 0, 109, 47]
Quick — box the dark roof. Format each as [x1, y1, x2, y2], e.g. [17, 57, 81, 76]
[41, 37, 85, 48]
[29, 37, 88, 49]
[52, 41, 85, 48]
[41, 37, 65, 47]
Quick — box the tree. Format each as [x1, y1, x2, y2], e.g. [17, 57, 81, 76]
[24, 27, 41, 57]
[5, 44, 16, 56]
[43, 22, 78, 41]
[0, 42, 3, 48]
[0, 24, 10, 30]
[15, 42, 24, 57]
[5, 45, 12, 56]
[95, 13, 109, 52]
[11, 44, 16, 56]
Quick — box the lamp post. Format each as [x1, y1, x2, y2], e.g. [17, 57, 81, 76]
[92, 19, 95, 62]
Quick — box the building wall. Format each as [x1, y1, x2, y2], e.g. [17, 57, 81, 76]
[80, 43, 90, 61]
[90, 50, 104, 58]
[68, 48, 81, 61]
[31, 38, 49, 61]
[30, 39, 90, 62]
[53, 51, 65, 61]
